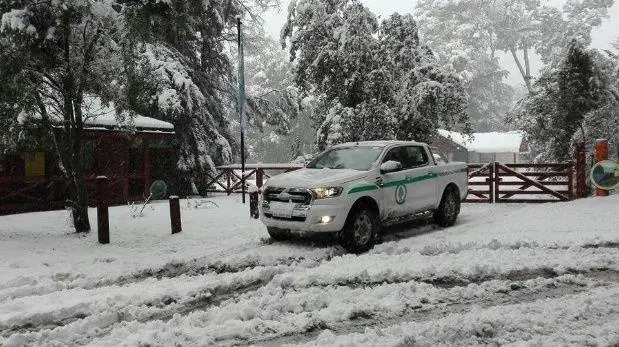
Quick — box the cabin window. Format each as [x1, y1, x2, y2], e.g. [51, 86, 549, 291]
[24, 152, 45, 177]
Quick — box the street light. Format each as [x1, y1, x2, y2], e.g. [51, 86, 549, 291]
[236, 15, 247, 204]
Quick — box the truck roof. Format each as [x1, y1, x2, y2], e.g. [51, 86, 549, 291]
[334, 140, 425, 148]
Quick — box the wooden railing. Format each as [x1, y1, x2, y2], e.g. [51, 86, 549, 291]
[206, 164, 304, 195]
[0, 175, 148, 215]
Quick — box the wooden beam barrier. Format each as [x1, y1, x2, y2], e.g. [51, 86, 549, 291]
[96, 176, 110, 244]
[169, 195, 182, 234]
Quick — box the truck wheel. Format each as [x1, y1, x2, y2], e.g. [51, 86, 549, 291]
[267, 227, 291, 241]
[433, 186, 461, 227]
[339, 207, 378, 253]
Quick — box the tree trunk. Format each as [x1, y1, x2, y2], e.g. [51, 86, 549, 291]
[71, 99, 91, 233]
[510, 48, 533, 94]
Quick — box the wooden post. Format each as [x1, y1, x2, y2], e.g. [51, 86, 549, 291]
[143, 139, 150, 196]
[169, 195, 181, 234]
[488, 162, 494, 204]
[249, 190, 259, 219]
[566, 162, 574, 201]
[226, 171, 231, 196]
[97, 176, 110, 244]
[493, 162, 499, 203]
[256, 169, 264, 188]
[595, 139, 609, 197]
[575, 142, 587, 198]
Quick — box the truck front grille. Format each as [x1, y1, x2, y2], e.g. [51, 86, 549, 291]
[263, 187, 313, 205]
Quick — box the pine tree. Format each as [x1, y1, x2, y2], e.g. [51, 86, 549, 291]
[509, 40, 613, 162]
[282, 2, 470, 150]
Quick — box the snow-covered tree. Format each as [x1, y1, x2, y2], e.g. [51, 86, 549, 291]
[282, 1, 470, 150]
[119, 0, 279, 192]
[0, 0, 124, 232]
[416, 0, 614, 94]
[509, 40, 617, 162]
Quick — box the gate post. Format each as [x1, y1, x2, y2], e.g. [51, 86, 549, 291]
[489, 162, 495, 204]
[493, 162, 499, 203]
[595, 139, 609, 197]
[96, 176, 110, 244]
[575, 142, 587, 198]
[566, 162, 574, 200]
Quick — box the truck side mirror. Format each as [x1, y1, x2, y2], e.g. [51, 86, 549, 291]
[380, 161, 402, 174]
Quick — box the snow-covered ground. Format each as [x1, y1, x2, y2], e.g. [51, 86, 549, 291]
[0, 194, 617, 346]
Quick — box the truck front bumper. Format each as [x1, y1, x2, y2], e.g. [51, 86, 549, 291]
[260, 201, 348, 233]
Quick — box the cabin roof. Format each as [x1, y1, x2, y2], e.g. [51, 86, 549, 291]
[438, 129, 526, 154]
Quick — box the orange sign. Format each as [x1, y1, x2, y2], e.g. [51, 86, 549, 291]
[24, 152, 45, 177]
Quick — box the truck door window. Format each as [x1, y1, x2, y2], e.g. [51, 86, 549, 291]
[382, 146, 408, 171]
[405, 146, 429, 168]
[429, 148, 449, 165]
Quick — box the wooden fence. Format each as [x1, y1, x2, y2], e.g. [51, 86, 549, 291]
[466, 162, 575, 203]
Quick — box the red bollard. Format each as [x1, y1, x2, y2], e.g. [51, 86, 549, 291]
[595, 139, 609, 197]
[97, 176, 110, 244]
[169, 195, 182, 234]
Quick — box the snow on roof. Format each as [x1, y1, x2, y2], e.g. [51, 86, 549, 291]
[82, 97, 174, 131]
[438, 129, 526, 153]
[18, 96, 174, 131]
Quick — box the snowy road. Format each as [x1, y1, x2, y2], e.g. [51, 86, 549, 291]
[0, 195, 617, 346]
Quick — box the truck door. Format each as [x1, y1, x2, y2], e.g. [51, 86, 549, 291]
[379, 146, 410, 220]
[403, 145, 437, 211]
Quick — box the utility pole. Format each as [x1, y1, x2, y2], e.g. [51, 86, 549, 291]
[236, 15, 246, 204]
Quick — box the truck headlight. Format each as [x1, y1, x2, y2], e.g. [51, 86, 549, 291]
[312, 187, 343, 199]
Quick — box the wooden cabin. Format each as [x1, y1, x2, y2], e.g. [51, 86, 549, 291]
[431, 129, 531, 164]
[0, 106, 177, 215]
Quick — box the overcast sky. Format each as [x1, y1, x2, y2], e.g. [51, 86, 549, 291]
[262, 0, 619, 87]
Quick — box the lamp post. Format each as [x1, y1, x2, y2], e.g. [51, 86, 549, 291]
[236, 15, 246, 204]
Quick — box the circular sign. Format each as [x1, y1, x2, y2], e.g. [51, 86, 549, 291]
[590, 160, 619, 190]
[150, 180, 168, 199]
[395, 184, 407, 205]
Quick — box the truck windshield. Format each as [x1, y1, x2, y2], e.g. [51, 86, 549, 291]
[306, 146, 384, 171]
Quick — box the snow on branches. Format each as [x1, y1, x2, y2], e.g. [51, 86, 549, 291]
[282, 1, 471, 149]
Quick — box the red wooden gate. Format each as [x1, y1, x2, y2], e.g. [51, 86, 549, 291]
[466, 162, 574, 203]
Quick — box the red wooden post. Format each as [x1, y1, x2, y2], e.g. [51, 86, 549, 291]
[143, 139, 150, 195]
[97, 176, 110, 244]
[566, 162, 574, 200]
[169, 195, 182, 234]
[595, 139, 609, 197]
[256, 169, 264, 188]
[575, 142, 587, 198]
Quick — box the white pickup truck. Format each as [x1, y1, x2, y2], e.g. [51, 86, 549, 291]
[259, 141, 468, 252]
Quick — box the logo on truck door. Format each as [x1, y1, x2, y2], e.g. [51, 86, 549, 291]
[395, 184, 407, 205]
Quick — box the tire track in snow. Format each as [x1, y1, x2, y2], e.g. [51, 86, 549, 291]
[252, 270, 619, 347]
[2, 220, 616, 346]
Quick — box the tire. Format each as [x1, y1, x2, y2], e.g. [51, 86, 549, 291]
[339, 206, 379, 253]
[433, 186, 461, 227]
[267, 227, 291, 241]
